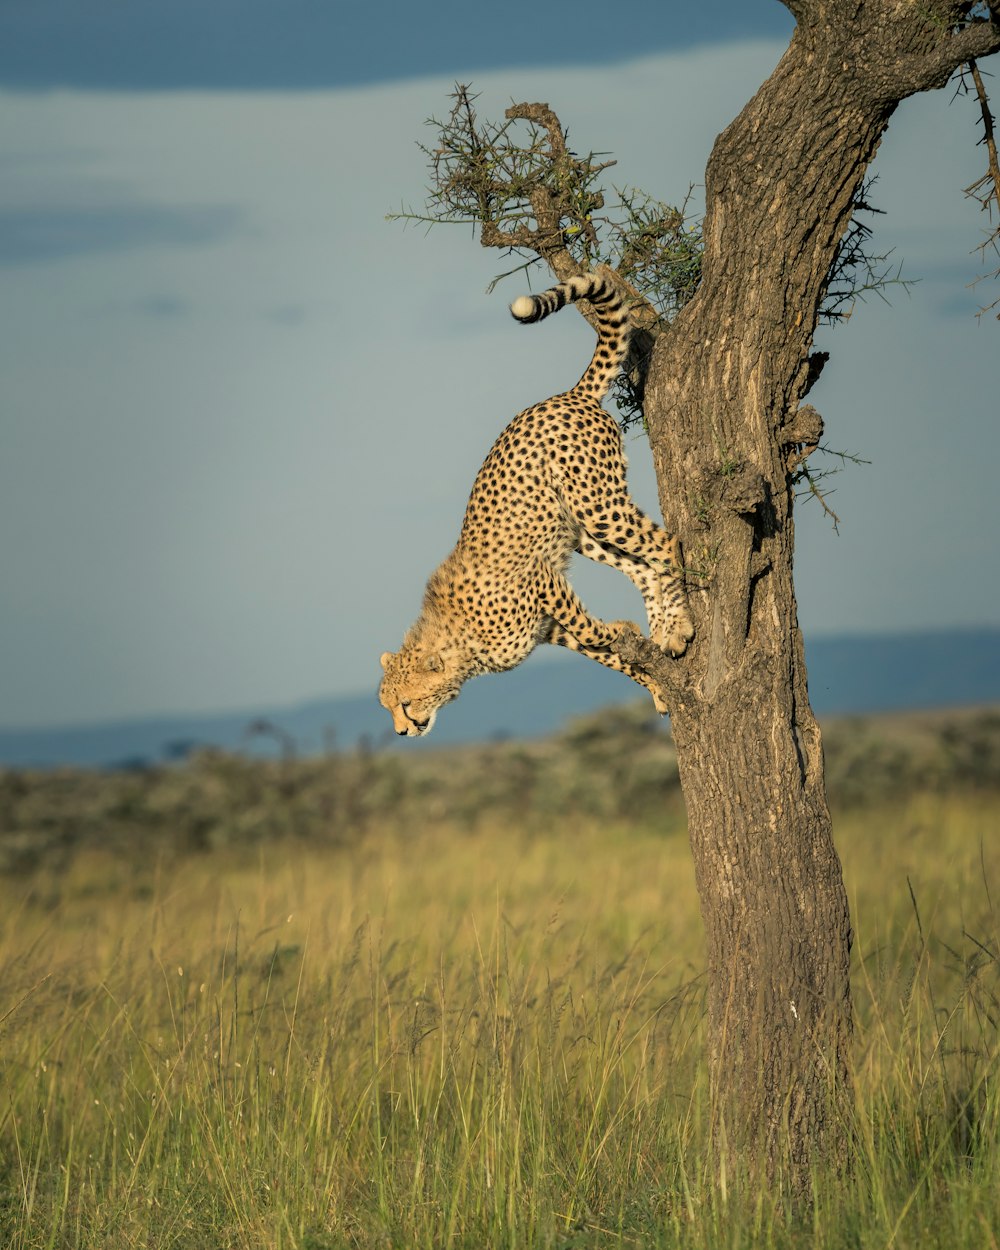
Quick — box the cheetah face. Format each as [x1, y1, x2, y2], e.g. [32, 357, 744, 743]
[378, 649, 461, 737]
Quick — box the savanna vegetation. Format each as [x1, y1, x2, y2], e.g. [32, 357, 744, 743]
[1, 706, 998, 1248]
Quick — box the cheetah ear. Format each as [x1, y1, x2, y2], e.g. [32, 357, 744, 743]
[425, 653, 444, 673]
[379, 652, 393, 670]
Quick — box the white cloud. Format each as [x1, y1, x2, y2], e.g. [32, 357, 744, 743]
[0, 41, 997, 727]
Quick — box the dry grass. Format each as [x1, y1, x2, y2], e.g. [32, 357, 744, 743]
[0, 784, 997, 1247]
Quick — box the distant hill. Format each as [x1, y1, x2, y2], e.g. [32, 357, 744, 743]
[1, 628, 997, 770]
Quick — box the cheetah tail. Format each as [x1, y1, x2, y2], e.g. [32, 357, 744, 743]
[509, 270, 630, 401]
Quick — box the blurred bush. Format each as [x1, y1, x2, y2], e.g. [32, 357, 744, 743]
[1, 705, 997, 872]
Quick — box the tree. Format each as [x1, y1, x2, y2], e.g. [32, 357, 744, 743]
[393, 1, 1000, 1198]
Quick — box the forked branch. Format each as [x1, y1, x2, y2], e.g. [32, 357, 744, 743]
[387, 85, 703, 425]
[897, 18, 1000, 96]
[481, 102, 604, 278]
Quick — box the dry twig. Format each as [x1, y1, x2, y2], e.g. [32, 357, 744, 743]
[962, 59, 1000, 318]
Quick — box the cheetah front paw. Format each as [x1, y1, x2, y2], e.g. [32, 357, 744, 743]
[610, 620, 644, 639]
[656, 612, 695, 658]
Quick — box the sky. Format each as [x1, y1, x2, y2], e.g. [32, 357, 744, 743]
[1, 2, 998, 730]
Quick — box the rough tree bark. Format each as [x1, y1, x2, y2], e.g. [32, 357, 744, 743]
[615, 0, 1000, 1191]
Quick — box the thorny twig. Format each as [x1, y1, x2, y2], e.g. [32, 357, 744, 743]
[792, 445, 871, 534]
[387, 85, 702, 426]
[960, 59, 1000, 318]
[821, 178, 916, 322]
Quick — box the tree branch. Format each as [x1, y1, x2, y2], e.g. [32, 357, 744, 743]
[488, 101, 597, 282]
[894, 19, 1000, 98]
[614, 628, 691, 709]
[391, 88, 704, 430]
[775, 0, 811, 22]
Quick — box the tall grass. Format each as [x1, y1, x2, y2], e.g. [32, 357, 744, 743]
[0, 793, 997, 1248]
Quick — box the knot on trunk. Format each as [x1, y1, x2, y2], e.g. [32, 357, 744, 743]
[796, 351, 829, 399]
[690, 463, 769, 522]
[720, 465, 768, 516]
[782, 404, 825, 470]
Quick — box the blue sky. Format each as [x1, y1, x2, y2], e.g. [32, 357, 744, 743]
[0, 1, 794, 90]
[1, 4, 997, 729]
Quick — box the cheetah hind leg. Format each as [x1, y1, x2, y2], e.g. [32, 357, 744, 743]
[537, 567, 646, 651]
[537, 570, 667, 712]
[576, 535, 692, 658]
[543, 620, 669, 716]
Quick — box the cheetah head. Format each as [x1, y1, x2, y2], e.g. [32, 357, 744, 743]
[378, 647, 462, 737]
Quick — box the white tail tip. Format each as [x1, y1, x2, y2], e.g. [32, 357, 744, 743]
[510, 295, 535, 320]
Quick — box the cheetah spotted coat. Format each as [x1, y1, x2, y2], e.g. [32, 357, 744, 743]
[379, 271, 693, 737]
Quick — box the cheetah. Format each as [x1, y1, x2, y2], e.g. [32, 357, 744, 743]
[379, 270, 694, 737]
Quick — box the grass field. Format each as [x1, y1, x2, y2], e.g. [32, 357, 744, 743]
[1, 753, 998, 1246]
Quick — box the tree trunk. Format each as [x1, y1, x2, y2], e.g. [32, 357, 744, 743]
[618, 4, 1000, 1193]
